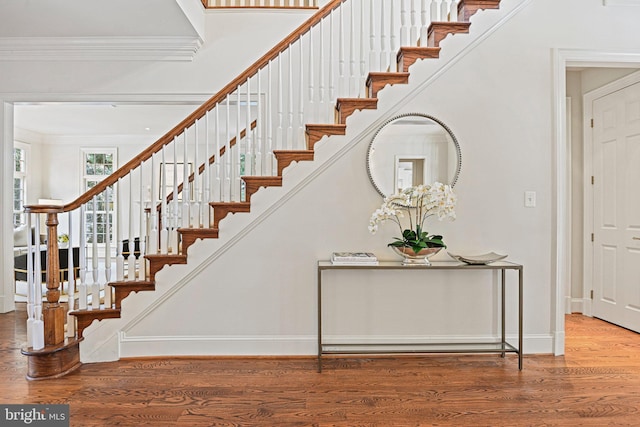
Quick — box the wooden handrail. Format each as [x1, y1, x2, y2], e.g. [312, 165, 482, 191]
[59, 0, 346, 213]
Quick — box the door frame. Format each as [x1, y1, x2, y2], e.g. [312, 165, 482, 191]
[582, 70, 640, 319]
[553, 49, 640, 355]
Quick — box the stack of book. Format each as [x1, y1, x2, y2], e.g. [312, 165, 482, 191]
[331, 252, 379, 265]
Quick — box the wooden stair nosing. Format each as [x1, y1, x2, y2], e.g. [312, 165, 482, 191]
[305, 124, 346, 150]
[426, 22, 471, 48]
[178, 227, 220, 254]
[397, 47, 441, 72]
[209, 202, 251, 229]
[366, 72, 410, 98]
[274, 150, 315, 176]
[458, 0, 501, 22]
[242, 176, 283, 203]
[109, 280, 156, 308]
[69, 307, 121, 338]
[145, 254, 188, 281]
[335, 98, 378, 124]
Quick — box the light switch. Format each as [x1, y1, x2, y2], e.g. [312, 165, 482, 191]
[525, 191, 536, 208]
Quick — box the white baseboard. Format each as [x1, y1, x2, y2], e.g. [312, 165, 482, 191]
[114, 333, 554, 361]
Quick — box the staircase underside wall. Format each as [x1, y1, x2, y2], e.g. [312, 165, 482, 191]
[68, 0, 640, 361]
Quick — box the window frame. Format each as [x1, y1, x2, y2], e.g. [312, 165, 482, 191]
[80, 148, 117, 246]
[13, 143, 28, 227]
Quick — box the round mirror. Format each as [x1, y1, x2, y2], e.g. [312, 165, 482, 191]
[366, 113, 461, 198]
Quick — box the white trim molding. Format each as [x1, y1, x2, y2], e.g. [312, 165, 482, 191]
[0, 36, 203, 62]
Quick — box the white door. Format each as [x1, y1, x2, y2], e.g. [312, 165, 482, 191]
[592, 80, 640, 332]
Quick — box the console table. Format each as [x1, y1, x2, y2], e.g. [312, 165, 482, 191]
[317, 260, 523, 372]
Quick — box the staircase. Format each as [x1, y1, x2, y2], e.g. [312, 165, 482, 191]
[21, 0, 505, 379]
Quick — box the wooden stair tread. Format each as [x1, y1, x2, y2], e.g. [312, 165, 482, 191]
[209, 202, 251, 229]
[366, 72, 410, 98]
[426, 22, 471, 48]
[145, 254, 188, 281]
[109, 281, 155, 309]
[69, 306, 121, 339]
[242, 176, 283, 203]
[274, 150, 315, 176]
[458, 0, 501, 22]
[306, 124, 346, 149]
[335, 98, 378, 124]
[178, 227, 220, 254]
[397, 47, 441, 72]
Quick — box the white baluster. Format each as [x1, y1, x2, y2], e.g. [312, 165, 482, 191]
[91, 195, 100, 309]
[450, 0, 458, 22]
[400, 0, 408, 47]
[380, 1, 388, 72]
[308, 29, 315, 122]
[349, 0, 356, 94]
[319, 21, 326, 121]
[412, 0, 420, 44]
[256, 70, 264, 176]
[359, 0, 366, 88]
[298, 39, 305, 146]
[277, 56, 284, 155]
[236, 88, 243, 201]
[79, 205, 88, 309]
[171, 137, 180, 253]
[287, 47, 294, 150]
[440, 0, 449, 22]
[369, 0, 377, 72]
[182, 131, 190, 228]
[338, 5, 345, 95]
[66, 212, 76, 337]
[203, 113, 212, 222]
[26, 213, 34, 346]
[139, 168, 147, 281]
[192, 120, 201, 227]
[389, 0, 397, 70]
[160, 146, 169, 254]
[213, 108, 222, 205]
[32, 216, 44, 350]
[116, 178, 125, 280]
[224, 96, 232, 202]
[246, 79, 254, 175]
[103, 187, 112, 307]
[329, 11, 336, 102]
[426, 0, 436, 46]
[148, 154, 159, 255]
[266, 61, 275, 176]
[126, 176, 134, 278]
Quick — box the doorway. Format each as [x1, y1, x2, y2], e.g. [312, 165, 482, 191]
[583, 73, 640, 333]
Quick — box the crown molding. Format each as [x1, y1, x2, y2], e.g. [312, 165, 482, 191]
[0, 36, 203, 61]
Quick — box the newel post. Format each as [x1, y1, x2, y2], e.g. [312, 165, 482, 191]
[26, 205, 66, 346]
[43, 210, 65, 345]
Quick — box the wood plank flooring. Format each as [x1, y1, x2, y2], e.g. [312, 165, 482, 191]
[2, 305, 640, 426]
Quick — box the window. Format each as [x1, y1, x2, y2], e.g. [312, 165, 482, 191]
[13, 146, 27, 227]
[81, 149, 116, 244]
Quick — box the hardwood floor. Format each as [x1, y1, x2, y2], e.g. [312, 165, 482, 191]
[2, 305, 640, 426]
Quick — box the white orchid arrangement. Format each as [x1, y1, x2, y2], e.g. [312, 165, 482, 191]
[369, 182, 457, 254]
